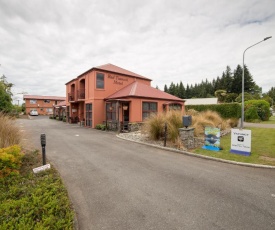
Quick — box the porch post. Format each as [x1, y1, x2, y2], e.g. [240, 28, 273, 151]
[116, 101, 120, 132]
[105, 103, 108, 130]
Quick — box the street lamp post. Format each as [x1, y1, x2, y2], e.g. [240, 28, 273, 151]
[241, 36, 272, 129]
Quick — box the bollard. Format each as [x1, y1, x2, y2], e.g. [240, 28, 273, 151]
[40, 134, 46, 165]
[164, 123, 167, 147]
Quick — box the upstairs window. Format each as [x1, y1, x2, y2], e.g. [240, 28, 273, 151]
[44, 100, 51, 103]
[30, 100, 37, 104]
[96, 73, 104, 89]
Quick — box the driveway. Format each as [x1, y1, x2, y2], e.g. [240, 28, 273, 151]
[19, 117, 275, 230]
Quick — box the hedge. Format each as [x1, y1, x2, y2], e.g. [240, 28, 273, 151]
[186, 103, 241, 119]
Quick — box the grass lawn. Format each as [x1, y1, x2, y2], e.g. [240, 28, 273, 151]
[0, 150, 75, 229]
[261, 115, 275, 124]
[193, 127, 275, 166]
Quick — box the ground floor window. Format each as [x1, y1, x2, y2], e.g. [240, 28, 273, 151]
[106, 102, 117, 120]
[86, 103, 92, 127]
[169, 103, 182, 111]
[142, 102, 157, 120]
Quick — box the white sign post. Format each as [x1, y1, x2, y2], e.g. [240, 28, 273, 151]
[33, 164, 51, 174]
[230, 129, 251, 156]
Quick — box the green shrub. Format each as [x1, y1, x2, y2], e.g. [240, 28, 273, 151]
[0, 112, 21, 148]
[245, 100, 270, 121]
[0, 145, 23, 178]
[244, 106, 260, 122]
[95, 124, 106, 130]
[0, 151, 74, 229]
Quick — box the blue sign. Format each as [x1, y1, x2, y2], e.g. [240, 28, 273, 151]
[202, 127, 221, 151]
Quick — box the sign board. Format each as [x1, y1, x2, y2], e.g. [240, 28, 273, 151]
[33, 164, 51, 174]
[230, 129, 251, 156]
[202, 127, 221, 151]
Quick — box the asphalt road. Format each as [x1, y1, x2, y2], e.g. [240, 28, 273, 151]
[19, 116, 275, 230]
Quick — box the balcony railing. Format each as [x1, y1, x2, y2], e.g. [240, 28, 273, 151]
[68, 92, 75, 101]
[77, 88, 85, 100]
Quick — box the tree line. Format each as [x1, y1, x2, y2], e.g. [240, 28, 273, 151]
[163, 64, 274, 106]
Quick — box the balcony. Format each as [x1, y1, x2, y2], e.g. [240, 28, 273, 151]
[68, 92, 75, 102]
[77, 88, 85, 100]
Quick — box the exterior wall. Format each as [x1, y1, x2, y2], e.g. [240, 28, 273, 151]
[66, 69, 152, 127]
[129, 98, 185, 123]
[25, 98, 64, 115]
[65, 67, 184, 128]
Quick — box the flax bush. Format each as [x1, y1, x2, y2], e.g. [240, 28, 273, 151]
[0, 112, 21, 148]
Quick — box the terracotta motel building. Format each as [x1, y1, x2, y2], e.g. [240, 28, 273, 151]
[65, 64, 185, 130]
[23, 95, 66, 115]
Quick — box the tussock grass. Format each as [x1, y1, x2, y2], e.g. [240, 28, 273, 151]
[142, 112, 165, 140]
[143, 110, 183, 142]
[186, 110, 233, 137]
[143, 109, 237, 147]
[0, 112, 21, 148]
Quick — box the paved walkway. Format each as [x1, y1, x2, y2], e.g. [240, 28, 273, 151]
[244, 122, 275, 128]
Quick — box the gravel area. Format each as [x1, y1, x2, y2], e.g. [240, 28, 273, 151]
[118, 129, 232, 151]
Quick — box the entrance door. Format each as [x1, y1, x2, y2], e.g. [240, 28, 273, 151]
[122, 103, 129, 131]
[85, 103, 92, 127]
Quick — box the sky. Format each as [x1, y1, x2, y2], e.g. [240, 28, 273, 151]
[0, 0, 274, 105]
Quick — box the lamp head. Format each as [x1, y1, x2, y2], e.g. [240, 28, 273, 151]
[264, 36, 272, 41]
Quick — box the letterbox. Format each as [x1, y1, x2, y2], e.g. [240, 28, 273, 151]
[182, 115, 192, 128]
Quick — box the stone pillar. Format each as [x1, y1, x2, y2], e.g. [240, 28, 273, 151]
[179, 127, 195, 149]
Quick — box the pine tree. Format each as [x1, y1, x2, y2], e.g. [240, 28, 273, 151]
[231, 65, 243, 94]
[164, 84, 168, 92]
[186, 84, 191, 99]
[243, 65, 255, 93]
[178, 81, 186, 99]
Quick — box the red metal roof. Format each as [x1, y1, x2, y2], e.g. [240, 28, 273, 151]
[54, 100, 66, 108]
[94, 64, 151, 81]
[23, 95, 66, 100]
[66, 64, 152, 85]
[106, 82, 184, 102]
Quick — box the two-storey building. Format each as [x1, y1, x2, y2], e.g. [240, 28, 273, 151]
[23, 95, 65, 115]
[65, 64, 185, 129]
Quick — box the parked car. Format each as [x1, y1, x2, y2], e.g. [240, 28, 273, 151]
[29, 110, 39, 116]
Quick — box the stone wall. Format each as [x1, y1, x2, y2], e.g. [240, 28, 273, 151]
[179, 127, 204, 149]
[128, 122, 144, 132]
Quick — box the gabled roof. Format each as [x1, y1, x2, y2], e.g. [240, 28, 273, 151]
[94, 64, 151, 81]
[54, 100, 66, 108]
[23, 95, 66, 100]
[106, 81, 184, 102]
[66, 63, 151, 85]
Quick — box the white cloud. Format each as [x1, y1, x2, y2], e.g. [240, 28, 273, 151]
[0, 0, 274, 105]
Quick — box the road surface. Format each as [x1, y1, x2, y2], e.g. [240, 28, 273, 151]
[18, 116, 275, 230]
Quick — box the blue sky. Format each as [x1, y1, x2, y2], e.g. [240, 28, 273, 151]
[0, 0, 274, 104]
